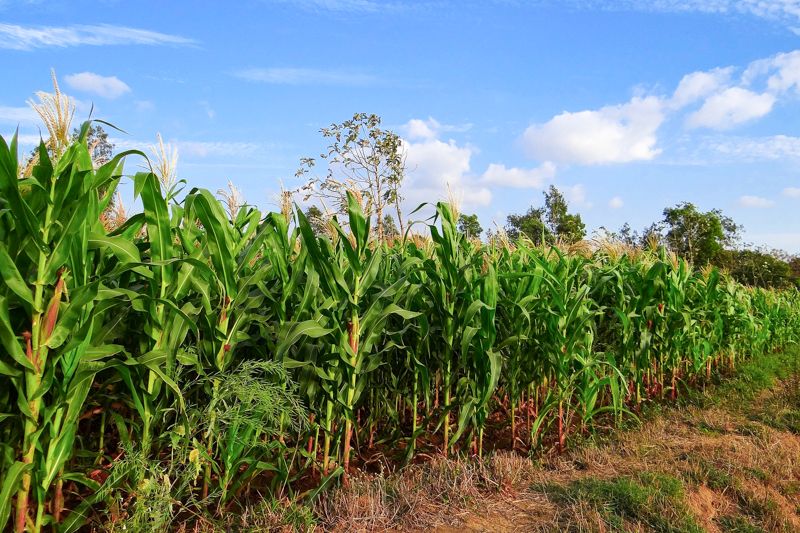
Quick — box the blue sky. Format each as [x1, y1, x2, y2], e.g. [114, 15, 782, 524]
[2, 1, 800, 250]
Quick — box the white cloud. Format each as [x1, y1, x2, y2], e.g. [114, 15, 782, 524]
[401, 117, 472, 141]
[562, 183, 588, 206]
[397, 118, 490, 208]
[0, 106, 38, 124]
[736, 195, 775, 208]
[743, 50, 800, 94]
[404, 118, 441, 140]
[669, 67, 733, 109]
[522, 96, 664, 165]
[0, 23, 196, 50]
[782, 187, 800, 197]
[64, 72, 130, 99]
[403, 137, 490, 207]
[3, 133, 44, 146]
[233, 68, 379, 86]
[583, 1, 800, 28]
[685, 87, 776, 130]
[480, 161, 556, 188]
[608, 196, 624, 209]
[703, 134, 800, 160]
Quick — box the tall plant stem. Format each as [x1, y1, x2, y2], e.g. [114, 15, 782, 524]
[443, 358, 451, 453]
[17, 182, 57, 533]
[343, 314, 359, 486]
[323, 399, 333, 475]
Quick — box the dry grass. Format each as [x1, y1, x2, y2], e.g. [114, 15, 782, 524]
[314, 452, 535, 532]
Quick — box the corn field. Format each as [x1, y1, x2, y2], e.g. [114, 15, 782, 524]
[1, 125, 799, 533]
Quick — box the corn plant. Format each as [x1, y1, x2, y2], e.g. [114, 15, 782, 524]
[0, 126, 142, 533]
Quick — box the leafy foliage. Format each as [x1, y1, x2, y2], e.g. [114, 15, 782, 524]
[505, 185, 586, 244]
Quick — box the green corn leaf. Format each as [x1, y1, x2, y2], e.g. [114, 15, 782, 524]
[0, 242, 33, 305]
[88, 232, 142, 263]
[0, 461, 32, 530]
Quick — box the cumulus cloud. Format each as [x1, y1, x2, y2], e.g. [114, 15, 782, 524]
[394, 118, 492, 208]
[480, 161, 556, 188]
[0, 23, 195, 50]
[399, 117, 472, 141]
[522, 96, 664, 165]
[608, 196, 624, 209]
[782, 187, 800, 197]
[519, 49, 800, 169]
[403, 137, 491, 207]
[65, 72, 130, 99]
[562, 184, 588, 206]
[669, 67, 734, 109]
[402, 117, 472, 141]
[743, 50, 800, 93]
[736, 195, 775, 208]
[404, 118, 439, 140]
[685, 87, 776, 130]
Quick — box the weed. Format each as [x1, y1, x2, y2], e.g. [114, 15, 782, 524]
[718, 515, 767, 533]
[533, 474, 702, 533]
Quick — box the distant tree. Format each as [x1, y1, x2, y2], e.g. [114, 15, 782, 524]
[505, 185, 585, 245]
[790, 257, 800, 280]
[544, 185, 586, 244]
[599, 222, 646, 247]
[304, 205, 329, 237]
[458, 213, 483, 239]
[662, 202, 740, 266]
[382, 214, 399, 239]
[716, 248, 796, 289]
[74, 124, 115, 167]
[297, 113, 407, 243]
[505, 206, 549, 245]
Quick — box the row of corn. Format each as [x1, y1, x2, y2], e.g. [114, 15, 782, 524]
[1, 127, 798, 532]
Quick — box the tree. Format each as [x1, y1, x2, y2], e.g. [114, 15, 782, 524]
[505, 185, 586, 245]
[382, 214, 399, 240]
[716, 248, 796, 289]
[662, 202, 740, 266]
[543, 185, 586, 244]
[297, 113, 407, 243]
[74, 124, 114, 167]
[790, 257, 800, 280]
[457, 213, 483, 239]
[505, 206, 549, 244]
[304, 205, 329, 237]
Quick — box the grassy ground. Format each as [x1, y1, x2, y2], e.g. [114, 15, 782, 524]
[301, 347, 800, 533]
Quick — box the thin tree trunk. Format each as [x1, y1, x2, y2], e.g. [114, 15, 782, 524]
[396, 194, 405, 238]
